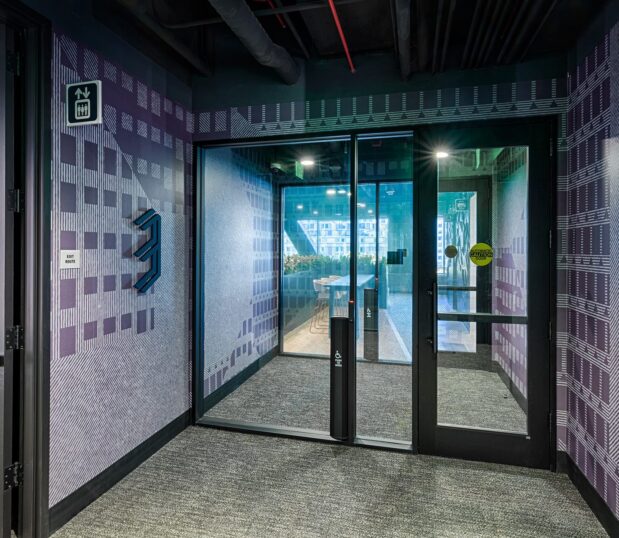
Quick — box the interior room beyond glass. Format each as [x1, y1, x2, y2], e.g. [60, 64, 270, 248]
[197, 133, 415, 446]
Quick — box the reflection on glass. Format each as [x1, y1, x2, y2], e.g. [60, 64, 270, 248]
[282, 183, 351, 355]
[436, 146, 529, 434]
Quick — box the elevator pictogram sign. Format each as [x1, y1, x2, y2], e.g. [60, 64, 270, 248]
[66, 80, 102, 126]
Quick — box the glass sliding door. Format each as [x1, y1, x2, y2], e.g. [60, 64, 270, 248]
[355, 133, 414, 444]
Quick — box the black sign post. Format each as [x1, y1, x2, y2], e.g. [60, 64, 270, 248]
[330, 316, 350, 441]
[363, 288, 379, 361]
[66, 80, 102, 126]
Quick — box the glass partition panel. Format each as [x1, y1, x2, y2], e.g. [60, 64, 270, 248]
[201, 137, 351, 435]
[355, 133, 414, 443]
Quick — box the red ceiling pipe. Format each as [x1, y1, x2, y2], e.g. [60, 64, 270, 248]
[254, 0, 287, 28]
[327, 0, 356, 73]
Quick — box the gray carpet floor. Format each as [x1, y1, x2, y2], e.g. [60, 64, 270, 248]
[53, 427, 607, 538]
[206, 356, 413, 441]
[206, 355, 526, 440]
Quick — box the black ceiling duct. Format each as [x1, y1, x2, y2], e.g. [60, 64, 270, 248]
[208, 0, 301, 85]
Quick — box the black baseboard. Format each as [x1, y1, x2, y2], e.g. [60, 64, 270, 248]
[564, 454, 618, 537]
[556, 450, 569, 473]
[495, 363, 528, 413]
[202, 347, 279, 413]
[49, 410, 191, 534]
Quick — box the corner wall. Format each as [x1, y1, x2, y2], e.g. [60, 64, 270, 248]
[48, 29, 193, 507]
[18, 0, 195, 509]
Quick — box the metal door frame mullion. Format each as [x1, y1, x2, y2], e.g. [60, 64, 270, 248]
[347, 134, 358, 442]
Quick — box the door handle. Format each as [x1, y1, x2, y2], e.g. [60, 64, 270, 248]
[427, 282, 438, 355]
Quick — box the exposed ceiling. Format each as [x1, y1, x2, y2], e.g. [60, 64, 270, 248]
[113, 0, 608, 83]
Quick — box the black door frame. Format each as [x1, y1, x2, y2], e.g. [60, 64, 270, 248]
[416, 117, 556, 469]
[0, 2, 51, 537]
[193, 117, 556, 469]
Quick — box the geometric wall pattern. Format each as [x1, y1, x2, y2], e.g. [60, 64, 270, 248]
[492, 147, 529, 399]
[202, 147, 279, 398]
[50, 32, 193, 507]
[565, 31, 617, 517]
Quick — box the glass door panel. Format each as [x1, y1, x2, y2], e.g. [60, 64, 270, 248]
[200, 137, 351, 437]
[355, 133, 414, 443]
[436, 146, 529, 434]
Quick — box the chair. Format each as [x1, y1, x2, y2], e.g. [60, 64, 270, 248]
[329, 275, 347, 316]
[309, 279, 330, 334]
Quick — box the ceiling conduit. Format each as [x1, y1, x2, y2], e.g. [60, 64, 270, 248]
[327, 0, 356, 73]
[208, 0, 301, 85]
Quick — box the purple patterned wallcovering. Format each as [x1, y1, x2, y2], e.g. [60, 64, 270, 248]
[50, 31, 193, 507]
[492, 147, 529, 400]
[202, 147, 279, 397]
[565, 32, 617, 516]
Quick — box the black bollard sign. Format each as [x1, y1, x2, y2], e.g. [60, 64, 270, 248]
[330, 316, 350, 441]
[364, 288, 379, 361]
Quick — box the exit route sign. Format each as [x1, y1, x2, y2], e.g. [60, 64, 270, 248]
[66, 80, 102, 126]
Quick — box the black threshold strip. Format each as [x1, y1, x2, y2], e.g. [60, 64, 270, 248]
[196, 416, 414, 453]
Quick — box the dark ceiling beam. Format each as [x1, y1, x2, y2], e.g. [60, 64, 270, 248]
[116, 0, 211, 75]
[480, 0, 512, 65]
[465, 0, 494, 68]
[394, 0, 412, 79]
[416, 0, 430, 71]
[156, 0, 365, 30]
[271, 0, 311, 59]
[505, 0, 554, 64]
[472, 0, 502, 68]
[431, 0, 445, 73]
[496, 0, 531, 64]
[460, 0, 482, 69]
[208, 0, 300, 84]
[517, 0, 558, 63]
[439, 0, 456, 72]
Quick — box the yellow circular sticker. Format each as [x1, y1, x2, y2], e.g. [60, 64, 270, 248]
[469, 243, 493, 266]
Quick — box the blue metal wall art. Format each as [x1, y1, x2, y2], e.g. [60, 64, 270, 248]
[133, 209, 161, 293]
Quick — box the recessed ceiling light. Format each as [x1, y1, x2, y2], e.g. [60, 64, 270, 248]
[368, 209, 373, 214]
[296, 204, 304, 210]
[312, 210, 319, 215]
[326, 188, 336, 196]
[300, 158, 315, 166]
[436, 151, 449, 159]
[337, 189, 347, 194]
[357, 203, 366, 208]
